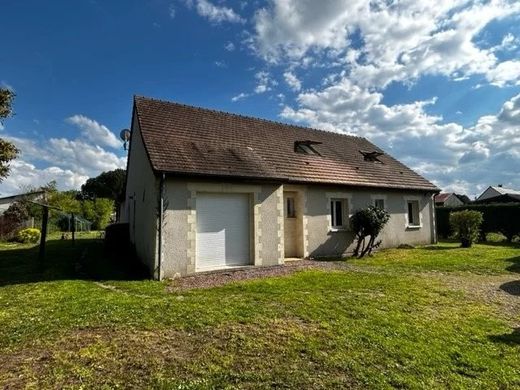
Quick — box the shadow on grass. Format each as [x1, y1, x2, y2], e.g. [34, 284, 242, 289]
[505, 256, 520, 274]
[489, 328, 520, 345]
[500, 280, 520, 296]
[422, 245, 460, 251]
[0, 238, 149, 287]
[479, 241, 520, 249]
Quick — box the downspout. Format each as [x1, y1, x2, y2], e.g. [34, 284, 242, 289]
[157, 173, 165, 280]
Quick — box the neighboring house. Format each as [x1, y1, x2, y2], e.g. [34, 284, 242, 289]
[476, 185, 520, 203]
[0, 191, 45, 215]
[434, 193, 469, 207]
[123, 96, 439, 279]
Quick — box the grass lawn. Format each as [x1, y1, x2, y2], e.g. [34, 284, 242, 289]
[0, 238, 519, 389]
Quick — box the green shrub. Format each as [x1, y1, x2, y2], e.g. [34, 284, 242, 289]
[449, 210, 483, 248]
[436, 203, 520, 242]
[351, 206, 390, 257]
[15, 228, 41, 244]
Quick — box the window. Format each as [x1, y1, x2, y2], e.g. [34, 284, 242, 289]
[294, 140, 322, 155]
[330, 198, 348, 229]
[286, 197, 296, 218]
[374, 198, 385, 210]
[360, 150, 384, 163]
[407, 200, 420, 227]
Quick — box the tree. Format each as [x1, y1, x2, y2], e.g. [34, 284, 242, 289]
[351, 206, 390, 258]
[449, 210, 483, 248]
[47, 189, 82, 214]
[0, 88, 19, 182]
[81, 169, 126, 202]
[81, 198, 114, 230]
[0, 201, 29, 238]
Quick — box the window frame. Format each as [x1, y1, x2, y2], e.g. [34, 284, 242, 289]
[286, 196, 296, 218]
[374, 198, 385, 209]
[327, 192, 352, 232]
[404, 197, 422, 228]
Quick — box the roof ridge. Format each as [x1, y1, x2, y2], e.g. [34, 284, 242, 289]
[134, 95, 367, 142]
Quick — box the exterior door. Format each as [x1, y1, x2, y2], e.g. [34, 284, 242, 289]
[284, 192, 299, 257]
[196, 193, 251, 271]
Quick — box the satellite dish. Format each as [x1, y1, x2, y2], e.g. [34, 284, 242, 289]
[119, 129, 131, 151]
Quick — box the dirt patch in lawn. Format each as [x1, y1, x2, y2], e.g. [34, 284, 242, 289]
[167, 259, 350, 292]
[426, 273, 520, 324]
[0, 319, 355, 389]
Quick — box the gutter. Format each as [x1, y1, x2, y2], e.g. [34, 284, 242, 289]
[157, 172, 165, 280]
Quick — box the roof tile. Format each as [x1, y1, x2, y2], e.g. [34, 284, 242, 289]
[134, 96, 439, 192]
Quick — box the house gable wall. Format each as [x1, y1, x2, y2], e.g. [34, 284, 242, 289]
[124, 113, 159, 276]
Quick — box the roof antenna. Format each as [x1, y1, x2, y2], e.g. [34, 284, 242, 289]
[120, 129, 131, 151]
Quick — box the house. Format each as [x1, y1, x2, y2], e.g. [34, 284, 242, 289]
[434, 193, 470, 207]
[0, 191, 45, 215]
[122, 96, 439, 279]
[476, 185, 520, 203]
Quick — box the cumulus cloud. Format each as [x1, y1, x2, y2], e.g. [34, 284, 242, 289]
[0, 116, 126, 195]
[254, 71, 277, 93]
[185, 0, 245, 24]
[283, 71, 302, 91]
[66, 114, 121, 149]
[0, 160, 89, 197]
[252, 0, 520, 88]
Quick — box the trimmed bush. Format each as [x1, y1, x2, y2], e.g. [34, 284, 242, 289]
[436, 203, 520, 242]
[15, 228, 41, 244]
[351, 206, 390, 258]
[449, 210, 483, 248]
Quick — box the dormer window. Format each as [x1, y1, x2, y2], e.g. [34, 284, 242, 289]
[295, 140, 322, 155]
[360, 150, 384, 163]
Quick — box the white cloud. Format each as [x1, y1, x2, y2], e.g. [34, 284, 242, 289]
[186, 0, 245, 24]
[169, 4, 176, 18]
[252, 0, 520, 88]
[224, 41, 235, 51]
[493, 32, 519, 52]
[66, 114, 121, 149]
[231, 92, 249, 102]
[214, 60, 227, 68]
[0, 160, 89, 196]
[254, 71, 277, 94]
[0, 115, 127, 196]
[283, 71, 301, 91]
[485, 60, 520, 87]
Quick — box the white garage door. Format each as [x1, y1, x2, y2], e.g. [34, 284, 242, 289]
[196, 193, 251, 271]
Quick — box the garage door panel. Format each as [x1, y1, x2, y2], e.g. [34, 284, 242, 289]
[196, 193, 250, 271]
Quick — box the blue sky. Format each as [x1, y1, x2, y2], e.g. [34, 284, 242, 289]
[1, 0, 520, 197]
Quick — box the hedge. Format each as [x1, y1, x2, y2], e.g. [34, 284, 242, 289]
[436, 203, 520, 242]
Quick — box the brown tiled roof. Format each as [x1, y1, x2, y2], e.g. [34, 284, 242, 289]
[134, 96, 439, 192]
[435, 193, 452, 202]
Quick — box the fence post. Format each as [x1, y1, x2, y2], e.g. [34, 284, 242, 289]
[38, 206, 49, 270]
[71, 213, 76, 245]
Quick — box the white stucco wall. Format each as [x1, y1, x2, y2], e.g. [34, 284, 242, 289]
[157, 178, 436, 277]
[305, 185, 435, 258]
[124, 114, 159, 277]
[160, 179, 284, 278]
